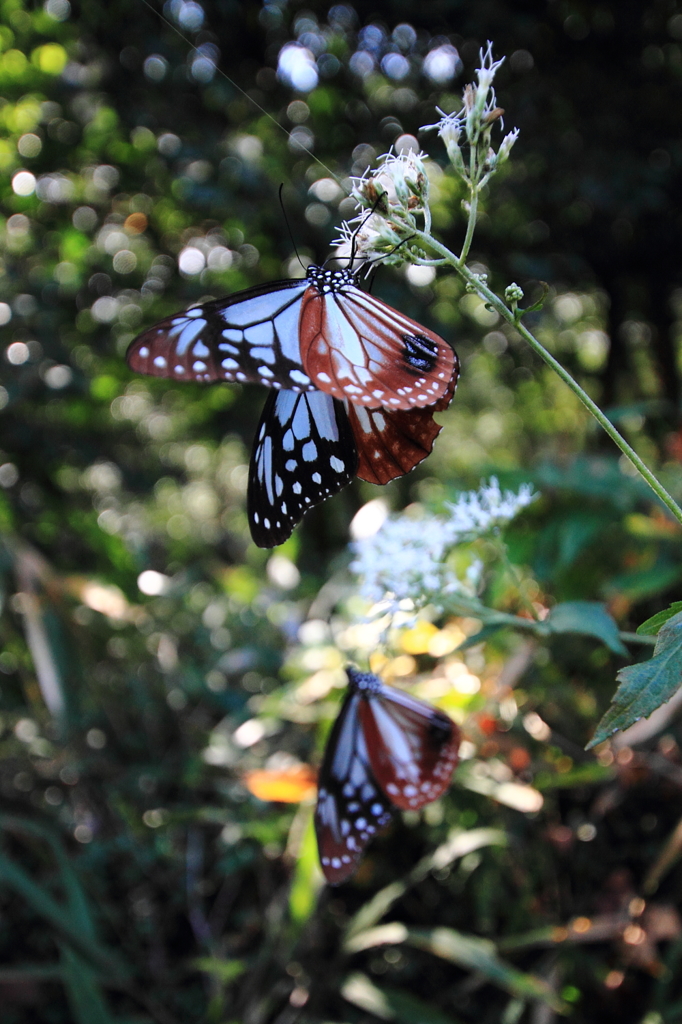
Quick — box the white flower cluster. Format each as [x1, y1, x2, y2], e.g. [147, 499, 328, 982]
[351, 478, 537, 611]
[353, 147, 429, 211]
[422, 41, 519, 183]
[333, 148, 430, 265]
[445, 476, 536, 535]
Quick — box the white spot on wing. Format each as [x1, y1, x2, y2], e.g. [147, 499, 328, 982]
[250, 345, 275, 364]
[175, 318, 207, 355]
[353, 406, 372, 433]
[307, 391, 339, 441]
[302, 440, 317, 461]
[292, 399, 311, 440]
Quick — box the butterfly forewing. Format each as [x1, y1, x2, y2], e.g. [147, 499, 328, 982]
[315, 690, 394, 886]
[347, 364, 459, 485]
[350, 669, 460, 811]
[247, 389, 358, 547]
[126, 280, 318, 391]
[300, 278, 456, 411]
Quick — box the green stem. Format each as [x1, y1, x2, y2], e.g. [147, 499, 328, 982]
[458, 187, 478, 264]
[442, 598, 657, 646]
[405, 226, 682, 529]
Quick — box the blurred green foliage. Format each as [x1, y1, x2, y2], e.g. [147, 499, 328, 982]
[2, 1, 682, 1023]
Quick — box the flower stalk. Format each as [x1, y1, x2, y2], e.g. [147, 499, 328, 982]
[337, 41, 682, 530]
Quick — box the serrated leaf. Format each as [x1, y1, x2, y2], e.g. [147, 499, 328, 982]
[636, 601, 682, 636]
[547, 601, 627, 655]
[587, 611, 682, 748]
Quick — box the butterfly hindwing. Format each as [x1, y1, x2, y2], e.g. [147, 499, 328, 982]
[247, 389, 358, 547]
[300, 272, 456, 411]
[346, 365, 459, 485]
[126, 279, 316, 390]
[352, 670, 460, 811]
[315, 690, 394, 886]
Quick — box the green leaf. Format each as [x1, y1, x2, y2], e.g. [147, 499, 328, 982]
[455, 624, 504, 650]
[288, 807, 323, 925]
[60, 945, 118, 1024]
[406, 928, 565, 1011]
[345, 829, 506, 941]
[345, 927, 563, 1011]
[636, 601, 682, 636]
[587, 611, 682, 748]
[341, 972, 464, 1024]
[193, 957, 246, 985]
[533, 763, 614, 790]
[547, 601, 627, 655]
[0, 849, 128, 982]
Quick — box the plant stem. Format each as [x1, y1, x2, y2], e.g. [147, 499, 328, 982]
[406, 225, 682, 529]
[458, 187, 478, 264]
[442, 598, 657, 646]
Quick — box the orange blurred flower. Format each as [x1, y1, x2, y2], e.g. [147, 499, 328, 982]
[244, 765, 317, 803]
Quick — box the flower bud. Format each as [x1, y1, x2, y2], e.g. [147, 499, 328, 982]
[504, 282, 524, 303]
[498, 128, 520, 164]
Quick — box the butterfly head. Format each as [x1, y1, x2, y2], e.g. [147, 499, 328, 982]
[306, 264, 357, 294]
[346, 666, 383, 697]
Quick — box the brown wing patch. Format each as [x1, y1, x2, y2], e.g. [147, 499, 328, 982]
[345, 362, 459, 485]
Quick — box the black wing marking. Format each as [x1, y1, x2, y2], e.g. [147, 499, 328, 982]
[126, 279, 317, 391]
[247, 389, 358, 548]
[314, 690, 393, 886]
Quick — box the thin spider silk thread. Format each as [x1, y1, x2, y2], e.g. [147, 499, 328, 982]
[136, 0, 348, 192]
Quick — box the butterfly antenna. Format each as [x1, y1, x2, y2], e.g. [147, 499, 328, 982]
[279, 184, 305, 270]
[331, 199, 385, 273]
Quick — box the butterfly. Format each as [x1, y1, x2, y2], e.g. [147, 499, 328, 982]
[126, 264, 459, 545]
[315, 667, 461, 885]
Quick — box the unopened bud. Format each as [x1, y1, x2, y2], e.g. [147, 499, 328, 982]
[498, 128, 520, 164]
[505, 282, 524, 303]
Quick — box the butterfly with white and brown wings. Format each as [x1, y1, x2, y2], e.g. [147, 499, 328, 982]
[127, 263, 459, 546]
[315, 667, 461, 885]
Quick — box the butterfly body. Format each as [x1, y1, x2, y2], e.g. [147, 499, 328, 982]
[126, 265, 459, 546]
[315, 667, 460, 885]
